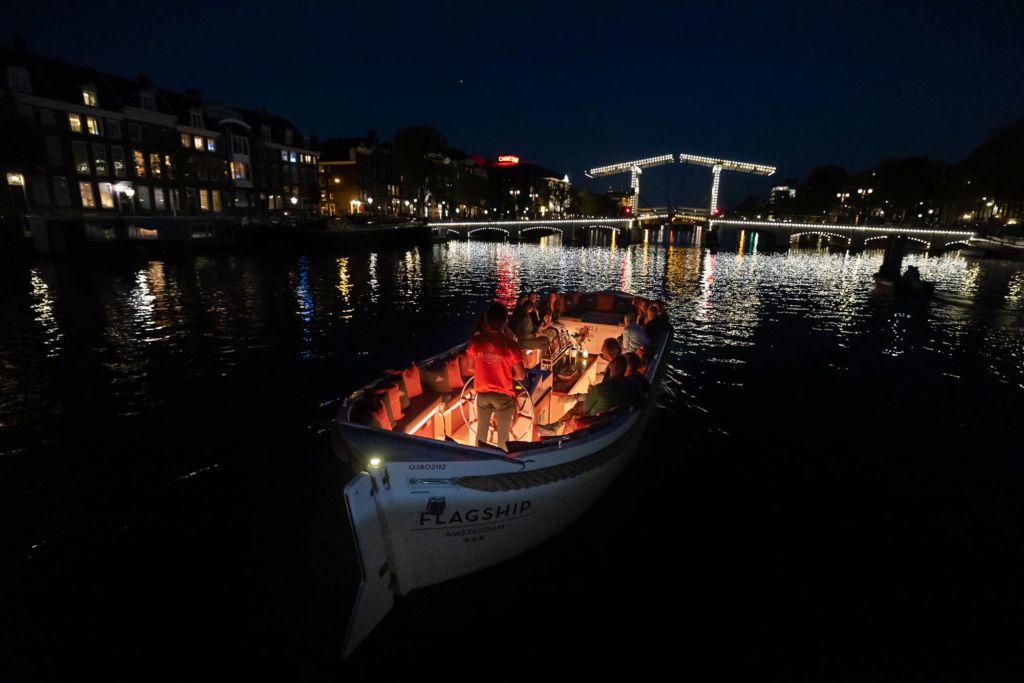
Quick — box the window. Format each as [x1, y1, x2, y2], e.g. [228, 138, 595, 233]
[86, 224, 117, 241]
[136, 185, 151, 210]
[230, 161, 249, 181]
[40, 108, 56, 127]
[197, 165, 207, 181]
[199, 189, 210, 211]
[17, 103, 33, 119]
[190, 109, 204, 128]
[170, 189, 180, 211]
[7, 66, 31, 94]
[164, 155, 173, 179]
[206, 137, 216, 152]
[53, 176, 71, 207]
[82, 88, 98, 107]
[149, 153, 161, 177]
[29, 175, 49, 206]
[289, 151, 297, 164]
[72, 141, 90, 174]
[140, 92, 157, 111]
[231, 135, 248, 155]
[128, 225, 159, 240]
[284, 129, 293, 145]
[6, 173, 24, 187]
[107, 120, 121, 138]
[211, 190, 222, 212]
[79, 181, 96, 208]
[280, 150, 289, 162]
[191, 225, 214, 239]
[45, 136, 63, 165]
[86, 117, 103, 136]
[68, 113, 83, 133]
[261, 125, 270, 142]
[181, 133, 190, 148]
[186, 187, 197, 210]
[133, 150, 146, 177]
[92, 143, 108, 176]
[153, 188, 166, 210]
[112, 146, 126, 177]
[193, 135, 203, 150]
[128, 123, 142, 141]
[97, 182, 115, 209]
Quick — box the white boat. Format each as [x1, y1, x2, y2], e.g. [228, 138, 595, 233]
[963, 233, 1024, 259]
[332, 291, 672, 657]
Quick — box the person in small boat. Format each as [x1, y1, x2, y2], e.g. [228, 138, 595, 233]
[466, 302, 525, 452]
[541, 291, 564, 323]
[619, 311, 650, 354]
[623, 351, 651, 394]
[600, 337, 622, 366]
[508, 294, 530, 335]
[527, 291, 542, 331]
[538, 355, 643, 436]
[515, 301, 552, 358]
[900, 265, 924, 291]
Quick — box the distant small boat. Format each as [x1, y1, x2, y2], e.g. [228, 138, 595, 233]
[962, 233, 1024, 260]
[331, 291, 672, 657]
[872, 273, 935, 297]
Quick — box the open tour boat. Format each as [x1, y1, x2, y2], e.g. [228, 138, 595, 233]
[332, 291, 673, 657]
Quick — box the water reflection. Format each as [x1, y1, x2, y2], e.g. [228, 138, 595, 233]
[30, 268, 62, 358]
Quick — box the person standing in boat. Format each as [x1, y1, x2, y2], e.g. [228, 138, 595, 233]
[466, 302, 525, 452]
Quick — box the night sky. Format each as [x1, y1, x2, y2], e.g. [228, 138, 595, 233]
[9, 0, 1024, 207]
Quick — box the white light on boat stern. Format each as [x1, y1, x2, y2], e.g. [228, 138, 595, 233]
[368, 456, 383, 469]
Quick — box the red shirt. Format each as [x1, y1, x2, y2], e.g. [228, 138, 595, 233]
[467, 331, 523, 397]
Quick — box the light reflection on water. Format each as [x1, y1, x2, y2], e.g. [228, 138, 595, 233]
[2, 242, 1024, 551]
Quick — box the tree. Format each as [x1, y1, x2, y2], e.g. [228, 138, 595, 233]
[393, 126, 449, 212]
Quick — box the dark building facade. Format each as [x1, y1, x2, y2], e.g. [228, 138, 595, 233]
[0, 46, 318, 252]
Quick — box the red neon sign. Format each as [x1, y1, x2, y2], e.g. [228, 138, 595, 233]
[496, 155, 520, 164]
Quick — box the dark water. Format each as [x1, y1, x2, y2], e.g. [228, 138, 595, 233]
[2, 240, 1024, 679]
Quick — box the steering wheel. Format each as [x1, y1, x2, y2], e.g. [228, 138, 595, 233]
[459, 377, 536, 445]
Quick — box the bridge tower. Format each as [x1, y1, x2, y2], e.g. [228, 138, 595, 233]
[678, 153, 776, 216]
[585, 154, 675, 223]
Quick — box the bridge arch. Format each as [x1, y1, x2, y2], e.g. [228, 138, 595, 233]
[520, 226, 564, 236]
[467, 226, 511, 240]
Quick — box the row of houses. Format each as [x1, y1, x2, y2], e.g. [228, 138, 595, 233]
[0, 45, 577, 254]
[0, 45, 319, 252]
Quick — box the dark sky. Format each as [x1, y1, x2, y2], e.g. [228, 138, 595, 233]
[9, 0, 1024, 207]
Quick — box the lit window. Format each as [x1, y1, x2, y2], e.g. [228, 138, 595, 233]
[97, 182, 115, 209]
[107, 120, 121, 138]
[68, 113, 83, 133]
[86, 117, 103, 136]
[127, 123, 142, 141]
[6, 172, 25, 186]
[193, 135, 203, 151]
[281, 150, 289, 162]
[137, 185, 151, 210]
[199, 189, 210, 211]
[211, 190, 222, 212]
[133, 150, 146, 177]
[82, 89, 98, 107]
[79, 181, 96, 208]
[93, 144, 108, 176]
[230, 161, 249, 181]
[206, 138, 216, 152]
[181, 133, 190, 148]
[72, 141, 90, 174]
[112, 147, 126, 177]
[164, 155, 173, 179]
[289, 152, 297, 164]
[128, 225, 159, 240]
[153, 188, 166, 210]
[149, 153, 161, 177]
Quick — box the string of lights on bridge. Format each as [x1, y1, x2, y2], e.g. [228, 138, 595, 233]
[711, 219, 974, 238]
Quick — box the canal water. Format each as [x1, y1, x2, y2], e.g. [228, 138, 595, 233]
[2, 239, 1024, 679]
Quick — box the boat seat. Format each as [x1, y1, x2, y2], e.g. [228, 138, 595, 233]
[393, 392, 443, 435]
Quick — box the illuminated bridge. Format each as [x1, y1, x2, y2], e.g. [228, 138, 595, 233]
[432, 215, 669, 243]
[708, 219, 975, 252]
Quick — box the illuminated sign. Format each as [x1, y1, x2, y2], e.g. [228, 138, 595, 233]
[496, 155, 520, 164]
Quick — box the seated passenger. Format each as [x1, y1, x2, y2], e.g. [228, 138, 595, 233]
[643, 301, 671, 338]
[537, 355, 643, 436]
[623, 352, 650, 394]
[542, 290, 564, 323]
[619, 311, 650, 354]
[515, 301, 551, 357]
[599, 337, 622, 375]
